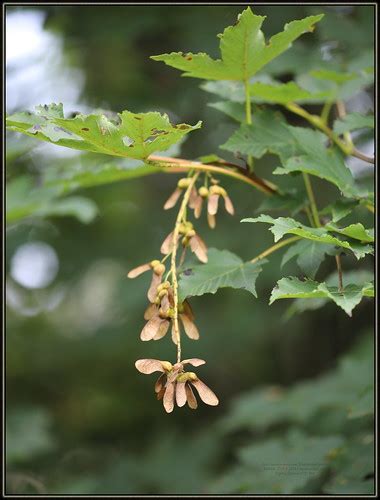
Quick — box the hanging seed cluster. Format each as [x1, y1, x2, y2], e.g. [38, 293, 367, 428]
[128, 173, 234, 412]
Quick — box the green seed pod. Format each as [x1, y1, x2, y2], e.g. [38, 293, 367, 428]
[209, 185, 225, 195]
[176, 372, 190, 383]
[161, 361, 173, 372]
[153, 263, 165, 275]
[179, 223, 187, 234]
[199, 186, 209, 198]
[178, 178, 192, 189]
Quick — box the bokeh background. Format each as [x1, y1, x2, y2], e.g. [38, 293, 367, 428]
[6, 5, 374, 494]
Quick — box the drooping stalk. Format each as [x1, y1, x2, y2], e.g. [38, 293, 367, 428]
[245, 79, 252, 126]
[250, 236, 301, 264]
[244, 78, 254, 172]
[170, 172, 200, 362]
[302, 173, 321, 228]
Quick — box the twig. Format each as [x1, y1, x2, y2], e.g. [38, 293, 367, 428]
[336, 100, 374, 165]
[351, 148, 375, 164]
[148, 155, 278, 195]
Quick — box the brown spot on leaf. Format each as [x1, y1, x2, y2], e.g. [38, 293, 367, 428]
[150, 128, 167, 135]
[134, 116, 142, 120]
[81, 127, 90, 131]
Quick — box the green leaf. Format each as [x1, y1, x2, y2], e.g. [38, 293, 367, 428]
[208, 101, 246, 122]
[256, 190, 307, 216]
[272, 126, 357, 197]
[242, 215, 373, 260]
[333, 113, 374, 135]
[6, 175, 98, 224]
[221, 109, 299, 163]
[310, 69, 358, 84]
[151, 8, 323, 81]
[325, 223, 374, 243]
[281, 239, 337, 279]
[200, 75, 275, 103]
[222, 115, 359, 197]
[269, 277, 374, 316]
[320, 199, 359, 223]
[6, 407, 56, 464]
[348, 387, 374, 420]
[211, 430, 343, 494]
[44, 158, 161, 194]
[324, 437, 374, 495]
[264, 43, 330, 77]
[35, 196, 99, 224]
[284, 269, 374, 318]
[6, 103, 201, 160]
[221, 335, 373, 434]
[296, 68, 374, 101]
[200, 80, 246, 102]
[178, 248, 265, 300]
[249, 81, 328, 103]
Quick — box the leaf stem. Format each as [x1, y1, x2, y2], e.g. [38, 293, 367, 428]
[335, 254, 344, 292]
[170, 172, 200, 363]
[160, 252, 171, 264]
[250, 236, 301, 264]
[304, 205, 314, 227]
[245, 79, 252, 126]
[302, 173, 321, 228]
[320, 100, 333, 125]
[244, 78, 254, 172]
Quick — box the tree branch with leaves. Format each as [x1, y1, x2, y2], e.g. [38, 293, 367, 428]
[6, 7, 374, 412]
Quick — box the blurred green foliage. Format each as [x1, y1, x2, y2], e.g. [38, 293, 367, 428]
[6, 5, 374, 494]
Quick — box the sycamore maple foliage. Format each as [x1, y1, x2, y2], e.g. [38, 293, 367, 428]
[6, 7, 374, 401]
